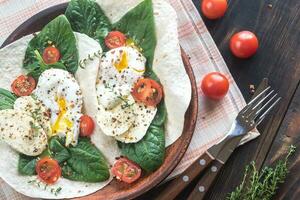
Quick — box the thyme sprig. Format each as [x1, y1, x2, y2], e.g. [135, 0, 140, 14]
[227, 145, 296, 200]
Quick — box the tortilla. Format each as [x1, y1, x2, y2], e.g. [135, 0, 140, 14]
[97, 0, 192, 146]
[0, 33, 115, 199]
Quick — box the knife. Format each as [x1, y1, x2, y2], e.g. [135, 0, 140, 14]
[155, 78, 269, 200]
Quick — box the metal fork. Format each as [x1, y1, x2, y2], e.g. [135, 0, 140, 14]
[155, 85, 281, 200]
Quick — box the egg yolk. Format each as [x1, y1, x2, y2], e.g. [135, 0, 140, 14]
[51, 97, 73, 136]
[114, 52, 128, 72]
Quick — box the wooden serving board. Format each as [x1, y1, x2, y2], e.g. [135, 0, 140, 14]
[2, 3, 198, 200]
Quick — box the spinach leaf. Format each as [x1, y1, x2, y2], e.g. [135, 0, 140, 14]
[62, 137, 110, 182]
[152, 101, 167, 126]
[0, 88, 17, 110]
[65, 0, 112, 49]
[119, 125, 165, 172]
[23, 15, 78, 79]
[49, 136, 70, 163]
[18, 154, 37, 175]
[113, 0, 156, 74]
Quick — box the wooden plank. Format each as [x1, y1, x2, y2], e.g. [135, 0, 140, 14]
[262, 83, 300, 199]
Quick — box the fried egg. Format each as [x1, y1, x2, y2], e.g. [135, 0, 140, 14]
[96, 47, 157, 143]
[33, 69, 83, 146]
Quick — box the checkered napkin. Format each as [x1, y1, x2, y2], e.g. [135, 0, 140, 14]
[0, 0, 259, 199]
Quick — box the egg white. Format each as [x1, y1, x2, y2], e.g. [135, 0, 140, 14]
[33, 68, 83, 146]
[96, 47, 158, 143]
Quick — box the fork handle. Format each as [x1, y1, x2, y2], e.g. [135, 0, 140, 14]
[187, 159, 223, 200]
[155, 151, 214, 200]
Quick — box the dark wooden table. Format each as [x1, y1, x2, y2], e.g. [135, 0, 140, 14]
[139, 0, 300, 199]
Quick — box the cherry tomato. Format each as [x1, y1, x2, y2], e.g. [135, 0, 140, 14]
[112, 158, 142, 184]
[201, 72, 229, 100]
[105, 31, 126, 49]
[80, 115, 95, 137]
[230, 31, 259, 58]
[11, 75, 36, 96]
[42, 46, 60, 64]
[131, 78, 163, 107]
[36, 157, 61, 185]
[201, 0, 228, 19]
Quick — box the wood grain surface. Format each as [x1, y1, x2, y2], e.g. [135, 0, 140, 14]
[1, 3, 198, 200]
[141, 0, 300, 199]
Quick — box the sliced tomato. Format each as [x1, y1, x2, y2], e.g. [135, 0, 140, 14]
[112, 158, 142, 184]
[131, 78, 163, 107]
[80, 115, 95, 137]
[36, 157, 61, 185]
[11, 75, 36, 96]
[42, 46, 60, 64]
[105, 31, 126, 49]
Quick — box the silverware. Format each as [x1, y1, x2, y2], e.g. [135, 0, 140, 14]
[155, 79, 281, 200]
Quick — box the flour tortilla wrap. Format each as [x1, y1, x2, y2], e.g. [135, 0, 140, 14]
[0, 0, 191, 198]
[0, 33, 115, 199]
[97, 0, 192, 146]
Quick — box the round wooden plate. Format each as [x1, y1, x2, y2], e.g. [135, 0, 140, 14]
[1, 3, 198, 200]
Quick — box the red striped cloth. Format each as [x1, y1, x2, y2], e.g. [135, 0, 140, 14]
[0, 0, 259, 199]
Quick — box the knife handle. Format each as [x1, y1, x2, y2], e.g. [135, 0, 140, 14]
[155, 151, 214, 200]
[187, 159, 223, 200]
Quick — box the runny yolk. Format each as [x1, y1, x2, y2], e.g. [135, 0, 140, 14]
[114, 52, 128, 72]
[51, 97, 73, 135]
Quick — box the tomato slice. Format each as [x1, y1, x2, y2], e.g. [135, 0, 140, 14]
[105, 31, 126, 49]
[42, 46, 60, 64]
[131, 78, 163, 107]
[112, 158, 142, 184]
[36, 157, 61, 185]
[11, 75, 36, 96]
[80, 115, 95, 137]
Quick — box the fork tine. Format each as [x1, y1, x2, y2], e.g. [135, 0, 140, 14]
[241, 86, 271, 113]
[253, 93, 278, 118]
[246, 91, 277, 118]
[256, 97, 281, 125]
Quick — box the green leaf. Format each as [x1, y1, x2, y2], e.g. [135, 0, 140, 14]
[65, 0, 112, 49]
[62, 137, 110, 182]
[18, 154, 37, 175]
[23, 15, 78, 79]
[119, 125, 165, 172]
[0, 88, 17, 110]
[49, 136, 70, 163]
[113, 0, 156, 74]
[152, 101, 167, 126]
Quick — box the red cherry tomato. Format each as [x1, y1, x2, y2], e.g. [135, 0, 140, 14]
[201, 72, 229, 100]
[36, 157, 61, 185]
[80, 115, 95, 137]
[201, 0, 228, 19]
[230, 31, 259, 58]
[42, 46, 60, 64]
[111, 158, 142, 184]
[131, 78, 163, 107]
[105, 31, 127, 49]
[11, 75, 36, 96]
